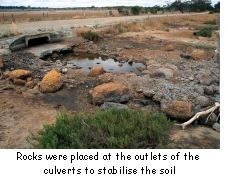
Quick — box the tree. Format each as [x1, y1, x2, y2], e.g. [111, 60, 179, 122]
[170, 0, 185, 13]
[214, 2, 220, 12]
[131, 6, 142, 15]
[190, 0, 213, 12]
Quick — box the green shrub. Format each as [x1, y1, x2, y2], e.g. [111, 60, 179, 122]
[80, 31, 100, 41]
[193, 27, 212, 37]
[31, 108, 173, 149]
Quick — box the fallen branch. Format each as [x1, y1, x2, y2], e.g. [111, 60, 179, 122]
[176, 102, 220, 130]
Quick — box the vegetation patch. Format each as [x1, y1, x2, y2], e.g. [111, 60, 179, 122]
[80, 30, 100, 42]
[193, 27, 212, 37]
[0, 31, 17, 38]
[30, 108, 173, 149]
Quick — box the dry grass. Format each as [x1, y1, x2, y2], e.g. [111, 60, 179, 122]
[0, 10, 119, 24]
[100, 13, 219, 36]
[73, 27, 91, 37]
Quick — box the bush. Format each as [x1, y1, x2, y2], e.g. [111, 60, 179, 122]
[193, 27, 212, 37]
[80, 31, 100, 41]
[31, 109, 173, 149]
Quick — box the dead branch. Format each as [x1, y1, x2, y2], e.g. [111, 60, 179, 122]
[176, 102, 220, 130]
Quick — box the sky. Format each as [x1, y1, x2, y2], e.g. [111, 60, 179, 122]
[0, 0, 220, 8]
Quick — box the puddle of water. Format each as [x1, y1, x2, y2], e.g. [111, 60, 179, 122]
[40, 79, 100, 111]
[65, 54, 145, 75]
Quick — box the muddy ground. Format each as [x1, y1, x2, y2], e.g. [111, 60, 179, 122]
[0, 13, 220, 148]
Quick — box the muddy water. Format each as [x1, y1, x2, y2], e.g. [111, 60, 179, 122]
[64, 54, 145, 75]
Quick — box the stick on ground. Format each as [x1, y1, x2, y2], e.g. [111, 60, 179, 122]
[176, 102, 220, 130]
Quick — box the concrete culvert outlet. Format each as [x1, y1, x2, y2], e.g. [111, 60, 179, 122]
[27, 36, 50, 47]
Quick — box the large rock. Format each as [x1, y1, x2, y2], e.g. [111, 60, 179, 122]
[150, 68, 174, 80]
[191, 49, 207, 61]
[161, 100, 193, 121]
[88, 66, 105, 77]
[9, 69, 32, 80]
[89, 82, 129, 105]
[39, 70, 63, 93]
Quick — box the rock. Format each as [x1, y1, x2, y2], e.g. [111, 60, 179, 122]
[204, 113, 218, 126]
[143, 89, 155, 98]
[88, 66, 105, 77]
[128, 60, 133, 64]
[180, 53, 191, 59]
[136, 88, 143, 93]
[191, 49, 207, 61]
[213, 85, 220, 94]
[13, 79, 26, 86]
[61, 68, 68, 74]
[204, 86, 214, 95]
[194, 86, 204, 95]
[153, 92, 164, 103]
[27, 77, 33, 82]
[150, 68, 174, 80]
[89, 82, 129, 105]
[39, 70, 63, 93]
[2, 70, 10, 78]
[142, 70, 150, 75]
[9, 69, 32, 80]
[26, 86, 40, 95]
[100, 102, 128, 110]
[165, 64, 178, 71]
[25, 81, 36, 89]
[196, 70, 212, 85]
[0, 58, 4, 68]
[212, 123, 220, 132]
[133, 99, 151, 106]
[164, 44, 174, 51]
[189, 76, 194, 81]
[161, 100, 193, 121]
[195, 96, 210, 108]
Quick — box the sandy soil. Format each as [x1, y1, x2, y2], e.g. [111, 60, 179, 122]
[0, 85, 57, 148]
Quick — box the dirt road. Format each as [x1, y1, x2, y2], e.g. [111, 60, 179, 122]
[0, 13, 206, 35]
